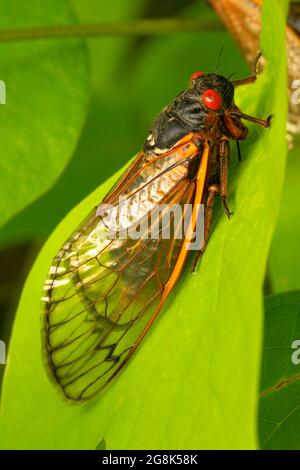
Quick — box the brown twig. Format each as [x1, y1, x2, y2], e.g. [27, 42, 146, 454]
[0, 19, 223, 43]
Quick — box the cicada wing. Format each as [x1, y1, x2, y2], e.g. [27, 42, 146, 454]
[42, 142, 200, 402]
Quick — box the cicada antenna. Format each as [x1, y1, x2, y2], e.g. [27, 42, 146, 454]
[214, 44, 225, 73]
[227, 71, 237, 80]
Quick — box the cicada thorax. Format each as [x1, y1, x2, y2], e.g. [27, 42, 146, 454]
[209, 0, 300, 139]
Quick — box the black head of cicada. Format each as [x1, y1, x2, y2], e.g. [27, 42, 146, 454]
[190, 71, 234, 109]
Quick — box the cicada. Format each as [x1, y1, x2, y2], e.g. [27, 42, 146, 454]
[42, 54, 270, 402]
[209, 0, 300, 138]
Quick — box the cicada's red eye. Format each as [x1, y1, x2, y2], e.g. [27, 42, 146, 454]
[190, 71, 203, 82]
[202, 89, 223, 111]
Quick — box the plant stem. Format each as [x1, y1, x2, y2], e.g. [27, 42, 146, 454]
[0, 19, 223, 42]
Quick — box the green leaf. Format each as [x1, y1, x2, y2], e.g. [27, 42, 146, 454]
[0, 0, 89, 229]
[268, 145, 300, 293]
[259, 291, 300, 450]
[95, 439, 106, 451]
[0, 0, 288, 450]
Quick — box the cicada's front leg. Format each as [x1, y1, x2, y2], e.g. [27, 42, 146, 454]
[219, 137, 233, 219]
[190, 183, 220, 273]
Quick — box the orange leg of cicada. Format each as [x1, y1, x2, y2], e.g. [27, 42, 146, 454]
[190, 136, 232, 272]
[190, 183, 220, 273]
[219, 137, 233, 219]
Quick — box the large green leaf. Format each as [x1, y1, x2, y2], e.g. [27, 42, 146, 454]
[0, 0, 89, 228]
[269, 145, 300, 293]
[259, 291, 300, 450]
[0, 0, 288, 450]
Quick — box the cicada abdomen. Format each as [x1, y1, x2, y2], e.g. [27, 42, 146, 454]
[42, 59, 271, 402]
[209, 0, 300, 139]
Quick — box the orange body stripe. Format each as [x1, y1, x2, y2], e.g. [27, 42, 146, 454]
[162, 140, 210, 300]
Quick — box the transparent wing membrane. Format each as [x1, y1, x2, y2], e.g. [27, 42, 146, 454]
[42, 142, 199, 401]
